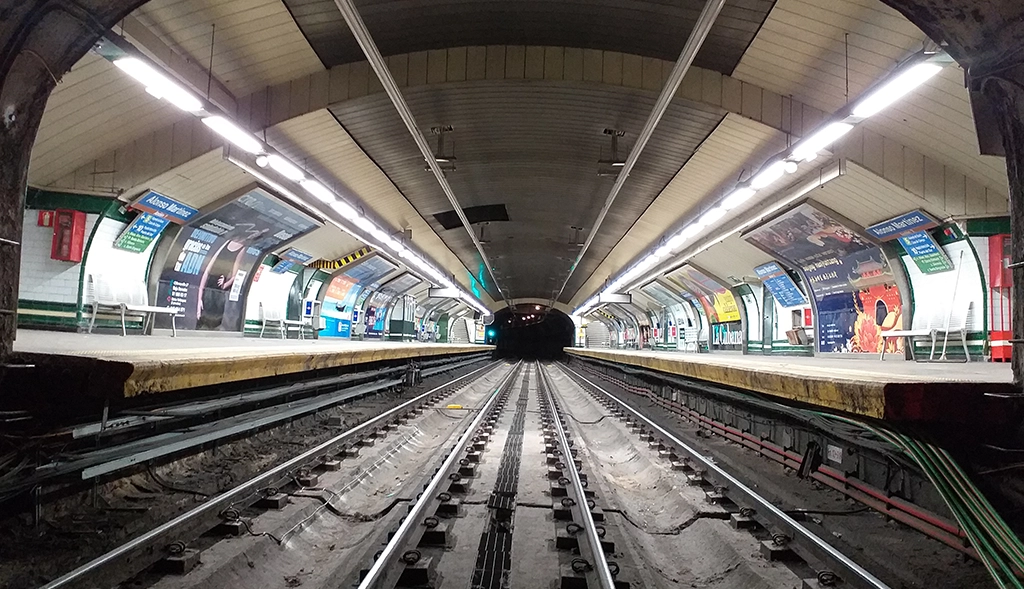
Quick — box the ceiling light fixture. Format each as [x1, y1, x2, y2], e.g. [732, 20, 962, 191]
[202, 116, 264, 154]
[750, 160, 788, 189]
[114, 58, 204, 113]
[791, 122, 854, 162]
[852, 62, 943, 119]
[300, 179, 335, 204]
[721, 187, 756, 210]
[267, 154, 305, 181]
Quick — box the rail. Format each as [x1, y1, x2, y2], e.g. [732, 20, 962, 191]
[356, 360, 523, 589]
[558, 362, 891, 589]
[39, 360, 507, 589]
[538, 363, 617, 589]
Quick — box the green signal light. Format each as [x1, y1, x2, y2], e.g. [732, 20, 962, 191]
[487, 329, 496, 337]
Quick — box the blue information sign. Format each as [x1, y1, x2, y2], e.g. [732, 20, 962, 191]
[271, 248, 314, 273]
[113, 213, 170, 252]
[132, 190, 199, 224]
[897, 231, 954, 274]
[865, 210, 937, 241]
[754, 261, 807, 308]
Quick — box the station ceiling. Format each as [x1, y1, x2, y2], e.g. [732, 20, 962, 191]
[28, 0, 1009, 310]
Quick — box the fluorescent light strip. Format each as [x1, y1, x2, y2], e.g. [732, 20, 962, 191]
[852, 62, 943, 118]
[575, 55, 947, 318]
[114, 58, 203, 113]
[202, 116, 264, 154]
[108, 45, 493, 317]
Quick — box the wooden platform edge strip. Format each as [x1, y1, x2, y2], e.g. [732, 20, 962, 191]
[123, 345, 494, 397]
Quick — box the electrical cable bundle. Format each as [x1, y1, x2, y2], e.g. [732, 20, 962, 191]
[821, 414, 1024, 589]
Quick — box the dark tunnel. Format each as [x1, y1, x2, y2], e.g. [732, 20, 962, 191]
[489, 305, 575, 359]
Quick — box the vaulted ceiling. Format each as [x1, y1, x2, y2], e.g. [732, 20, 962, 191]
[27, 0, 1009, 310]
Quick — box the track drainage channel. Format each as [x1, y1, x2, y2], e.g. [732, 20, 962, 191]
[471, 365, 532, 588]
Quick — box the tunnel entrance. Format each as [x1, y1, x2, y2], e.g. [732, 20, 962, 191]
[490, 305, 574, 360]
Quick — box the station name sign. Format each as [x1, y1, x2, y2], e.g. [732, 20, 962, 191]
[865, 210, 952, 275]
[114, 191, 200, 253]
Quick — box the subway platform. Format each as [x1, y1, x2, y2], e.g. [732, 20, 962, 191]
[7, 330, 492, 400]
[566, 347, 1018, 422]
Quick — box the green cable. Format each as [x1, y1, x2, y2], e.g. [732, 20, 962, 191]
[817, 413, 1023, 589]
[908, 433, 1024, 574]
[896, 433, 1022, 588]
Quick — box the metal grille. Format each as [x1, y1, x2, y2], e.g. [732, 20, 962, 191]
[472, 367, 531, 588]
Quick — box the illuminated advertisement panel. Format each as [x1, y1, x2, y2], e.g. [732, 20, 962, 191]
[665, 266, 741, 323]
[156, 186, 319, 331]
[321, 276, 361, 338]
[744, 201, 903, 353]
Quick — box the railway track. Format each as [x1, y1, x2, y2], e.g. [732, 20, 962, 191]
[34, 360, 516, 589]
[0, 354, 491, 508]
[23, 358, 931, 589]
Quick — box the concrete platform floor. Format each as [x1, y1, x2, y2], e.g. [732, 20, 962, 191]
[566, 347, 1018, 421]
[9, 329, 492, 399]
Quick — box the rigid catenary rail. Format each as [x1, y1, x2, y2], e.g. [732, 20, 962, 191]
[557, 361, 891, 589]
[37, 360, 512, 589]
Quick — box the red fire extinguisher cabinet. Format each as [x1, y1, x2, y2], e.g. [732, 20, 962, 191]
[51, 209, 86, 263]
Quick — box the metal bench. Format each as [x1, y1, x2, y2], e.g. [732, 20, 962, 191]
[87, 274, 178, 336]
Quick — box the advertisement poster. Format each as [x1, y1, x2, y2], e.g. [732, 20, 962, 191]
[363, 290, 395, 338]
[744, 201, 903, 353]
[641, 282, 683, 308]
[320, 275, 362, 337]
[156, 187, 319, 331]
[665, 266, 741, 323]
[754, 262, 807, 308]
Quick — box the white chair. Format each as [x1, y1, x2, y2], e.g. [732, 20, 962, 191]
[88, 274, 178, 336]
[881, 301, 971, 361]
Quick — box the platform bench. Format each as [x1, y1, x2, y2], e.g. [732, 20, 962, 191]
[87, 274, 178, 336]
[880, 302, 971, 361]
[259, 303, 306, 339]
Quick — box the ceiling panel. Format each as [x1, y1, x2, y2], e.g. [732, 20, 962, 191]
[571, 113, 786, 306]
[262, 109, 475, 295]
[284, 224, 364, 261]
[811, 161, 940, 228]
[30, 53, 187, 188]
[134, 149, 252, 209]
[732, 0, 1007, 196]
[690, 233, 774, 285]
[331, 80, 724, 303]
[283, 0, 776, 75]
[133, 0, 323, 96]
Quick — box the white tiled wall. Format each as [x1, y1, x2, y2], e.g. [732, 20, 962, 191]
[902, 240, 985, 332]
[19, 210, 98, 304]
[82, 217, 158, 303]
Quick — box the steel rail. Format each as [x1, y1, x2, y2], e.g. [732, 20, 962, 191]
[38, 361, 506, 589]
[332, 0, 505, 303]
[558, 362, 891, 589]
[539, 363, 617, 589]
[357, 360, 523, 589]
[552, 0, 725, 306]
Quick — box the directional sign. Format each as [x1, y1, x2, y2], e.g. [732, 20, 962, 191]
[754, 261, 807, 308]
[898, 231, 954, 274]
